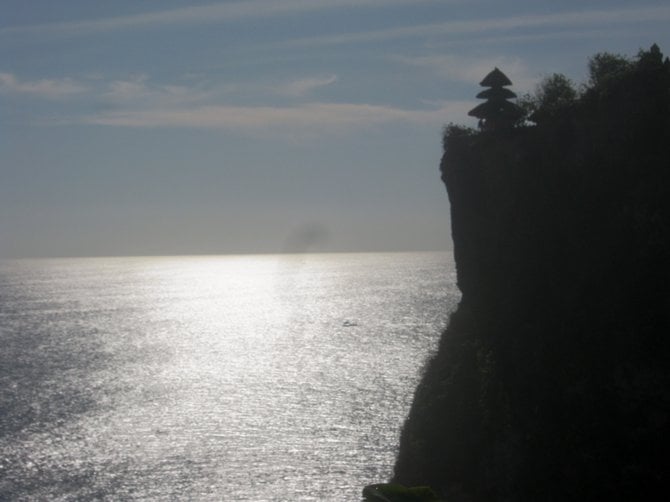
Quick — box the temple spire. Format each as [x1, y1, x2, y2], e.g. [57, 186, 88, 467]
[468, 67, 523, 130]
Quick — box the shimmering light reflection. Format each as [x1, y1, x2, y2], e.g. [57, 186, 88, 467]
[0, 253, 459, 500]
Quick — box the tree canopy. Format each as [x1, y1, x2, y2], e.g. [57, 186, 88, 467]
[515, 44, 670, 128]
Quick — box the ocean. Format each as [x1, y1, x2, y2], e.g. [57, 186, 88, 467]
[0, 252, 459, 501]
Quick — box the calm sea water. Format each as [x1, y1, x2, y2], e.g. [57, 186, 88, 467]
[0, 252, 459, 501]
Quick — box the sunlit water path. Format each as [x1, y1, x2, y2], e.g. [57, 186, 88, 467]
[0, 252, 458, 501]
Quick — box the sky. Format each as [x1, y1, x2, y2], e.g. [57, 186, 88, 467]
[2, 0, 669, 258]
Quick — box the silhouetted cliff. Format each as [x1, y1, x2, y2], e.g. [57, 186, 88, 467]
[393, 46, 670, 501]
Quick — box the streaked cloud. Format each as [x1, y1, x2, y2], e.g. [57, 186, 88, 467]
[283, 5, 670, 47]
[1, 0, 448, 37]
[0, 72, 87, 98]
[103, 74, 211, 105]
[102, 73, 341, 105]
[5, 67, 473, 135]
[75, 100, 473, 135]
[396, 54, 536, 93]
[277, 75, 338, 97]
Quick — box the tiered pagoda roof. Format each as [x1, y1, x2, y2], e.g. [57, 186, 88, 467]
[468, 67, 523, 129]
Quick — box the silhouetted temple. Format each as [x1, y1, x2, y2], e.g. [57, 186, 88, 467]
[468, 67, 523, 130]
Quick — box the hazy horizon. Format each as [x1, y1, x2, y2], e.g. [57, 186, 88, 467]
[0, 249, 452, 261]
[3, 1, 670, 259]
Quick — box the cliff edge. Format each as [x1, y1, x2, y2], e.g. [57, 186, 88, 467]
[393, 46, 670, 500]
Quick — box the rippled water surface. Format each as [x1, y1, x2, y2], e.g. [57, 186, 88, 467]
[0, 252, 458, 501]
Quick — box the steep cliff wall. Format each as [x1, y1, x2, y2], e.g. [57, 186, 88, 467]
[393, 47, 670, 501]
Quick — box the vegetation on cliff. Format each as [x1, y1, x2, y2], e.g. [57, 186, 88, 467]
[392, 45, 670, 500]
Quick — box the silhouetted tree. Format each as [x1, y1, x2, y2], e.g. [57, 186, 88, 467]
[587, 52, 632, 89]
[519, 73, 577, 124]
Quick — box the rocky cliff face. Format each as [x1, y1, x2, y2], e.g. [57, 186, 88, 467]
[393, 47, 670, 501]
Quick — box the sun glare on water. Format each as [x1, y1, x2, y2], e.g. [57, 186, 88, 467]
[0, 253, 457, 500]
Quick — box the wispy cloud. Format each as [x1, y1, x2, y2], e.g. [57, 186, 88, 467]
[277, 75, 338, 97]
[99, 73, 340, 106]
[457, 27, 649, 49]
[0, 72, 87, 98]
[283, 5, 670, 47]
[9, 70, 472, 136]
[396, 54, 536, 92]
[1, 0, 447, 37]
[102, 74, 211, 106]
[74, 100, 472, 135]
[0, 71, 213, 106]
